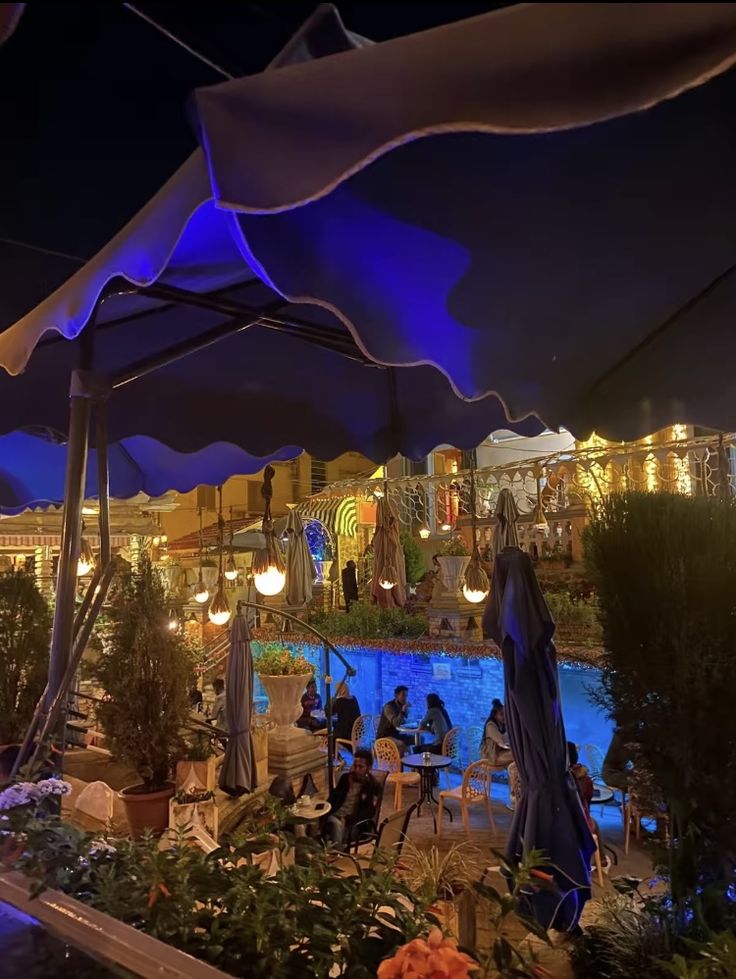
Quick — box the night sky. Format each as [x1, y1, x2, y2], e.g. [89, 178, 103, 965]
[0, 2, 505, 327]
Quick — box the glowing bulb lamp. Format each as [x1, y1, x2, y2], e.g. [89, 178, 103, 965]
[77, 537, 95, 577]
[224, 554, 239, 581]
[441, 522, 452, 532]
[167, 608, 179, 632]
[462, 464, 490, 604]
[193, 576, 209, 604]
[531, 502, 548, 531]
[208, 579, 232, 626]
[418, 525, 430, 540]
[253, 561, 286, 597]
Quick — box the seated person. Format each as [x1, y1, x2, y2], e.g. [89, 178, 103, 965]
[324, 749, 381, 850]
[418, 692, 452, 753]
[601, 726, 633, 792]
[376, 685, 412, 754]
[296, 679, 324, 732]
[569, 741, 608, 872]
[331, 681, 361, 743]
[480, 698, 513, 767]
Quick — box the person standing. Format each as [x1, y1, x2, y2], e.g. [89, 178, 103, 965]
[341, 560, 359, 612]
[208, 677, 227, 732]
[376, 685, 412, 753]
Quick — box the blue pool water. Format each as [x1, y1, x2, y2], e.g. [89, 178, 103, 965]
[252, 641, 612, 758]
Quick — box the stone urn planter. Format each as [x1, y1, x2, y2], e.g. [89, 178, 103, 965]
[259, 673, 311, 733]
[436, 556, 470, 597]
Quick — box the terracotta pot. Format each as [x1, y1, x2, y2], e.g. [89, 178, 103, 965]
[259, 673, 311, 732]
[120, 782, 175, 838]
[436, 556, 470, 596]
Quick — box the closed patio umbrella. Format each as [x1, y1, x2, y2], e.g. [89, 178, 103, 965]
[483, 546, 595, 931]
[219, 606, 255, 797]
[492, 488, 520, 557]
[283, 507, 316, 607]
[370, 494, 406, 609]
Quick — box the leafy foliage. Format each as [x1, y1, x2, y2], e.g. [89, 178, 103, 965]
[0, 570, 51, 743]
[438, 536, 469, 557]
[583, 492, 736, 911]
[399, 841, 479, 901]
[401, 533, 426, 586]
[2, 795, 434, 979]
[544, 590, 601, 641]
[252, 643, 313, 676]
[310, 603, 427, 640]
[92, 558, 193, 790]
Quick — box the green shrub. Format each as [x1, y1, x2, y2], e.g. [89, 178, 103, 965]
[401, 532, 426, 585]
[310, 603, 427, 641]
[92, 558, 193, 791]
[544, 590, 600, 635]
[584, 492, 736, 910]
[0, 571, 51, 743]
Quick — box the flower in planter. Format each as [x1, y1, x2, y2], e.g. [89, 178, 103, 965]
[0, 777, 71, 811]
[253, 644, 313, 676]
[378, 927, 479, 978]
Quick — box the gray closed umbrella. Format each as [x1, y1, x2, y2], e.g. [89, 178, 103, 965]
[483, 547, 595, 931]
[492, 488, 520, 556]
[284, 508, 316, 607]
[219, 607, 255, 797]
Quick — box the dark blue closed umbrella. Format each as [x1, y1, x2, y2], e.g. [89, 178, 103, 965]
[483, 546, 595, 931]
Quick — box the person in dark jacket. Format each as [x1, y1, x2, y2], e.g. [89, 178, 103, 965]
[324, 749, 382, 849]
[376, 685, 412, 754]
[341, 560, 359, 612]
[331, 681, 361, 742]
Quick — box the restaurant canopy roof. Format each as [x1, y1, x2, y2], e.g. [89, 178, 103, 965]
[1, 2, 735, 457]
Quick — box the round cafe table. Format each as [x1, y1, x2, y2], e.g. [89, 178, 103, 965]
[397, 724, 432, 747]
[402, 752, 454, 833]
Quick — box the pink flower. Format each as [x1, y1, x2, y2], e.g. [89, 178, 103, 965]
[378, 928, 479, 978]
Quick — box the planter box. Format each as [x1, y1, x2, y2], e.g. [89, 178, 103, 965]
[176, 756, 217, 792]
[169, 799, 219, 841]
[0, 870, 228, 979]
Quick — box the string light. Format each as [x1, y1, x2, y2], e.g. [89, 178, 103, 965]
[462, 465, 490, 604]
[208, 486, 231, 626]
[253, 465, 286, 597]
[193, 507, 209, 604]
[77, 524, 95, 577]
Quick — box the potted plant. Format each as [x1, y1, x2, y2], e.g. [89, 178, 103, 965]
[436, 536, 470, 597]
[398, 841, 478, 947]
[169, 784, 218, 840]
[0, 570, 50, 745]
[253, 644, 313, 733]
[92, 558, 193, 837]
[175, 730, 216, 792]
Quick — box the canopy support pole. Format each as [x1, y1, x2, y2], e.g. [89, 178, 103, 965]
[12, 371, 115, 782]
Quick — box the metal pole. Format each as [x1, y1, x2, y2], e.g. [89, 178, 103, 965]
[323, 642, 335, 793]
[45, 378, 92, 758]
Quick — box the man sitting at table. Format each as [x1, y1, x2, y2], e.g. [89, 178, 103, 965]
[324, 749, 382, 850]
[376, 685, 412, 754]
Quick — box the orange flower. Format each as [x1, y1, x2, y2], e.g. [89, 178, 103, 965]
[378, 928, 479, 978]
[147, 882, 171, 908]
[529, 869, 554, 882]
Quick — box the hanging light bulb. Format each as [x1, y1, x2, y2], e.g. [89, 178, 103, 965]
[532, 470, 548, 531]
[77, 533, 95, 577]
[224, 553, 239, 581]
[441, 522, 452, 532]
[253, 554, 286, 596]
[418, 525, 430, 540]
[166, 608, 179, 632]
[253, 465, 287, 596]
[193, 576, 209, 604]
[462, 463, 490, 604]
[208, 577, 231, 626]
[373, 486, 385, 499]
